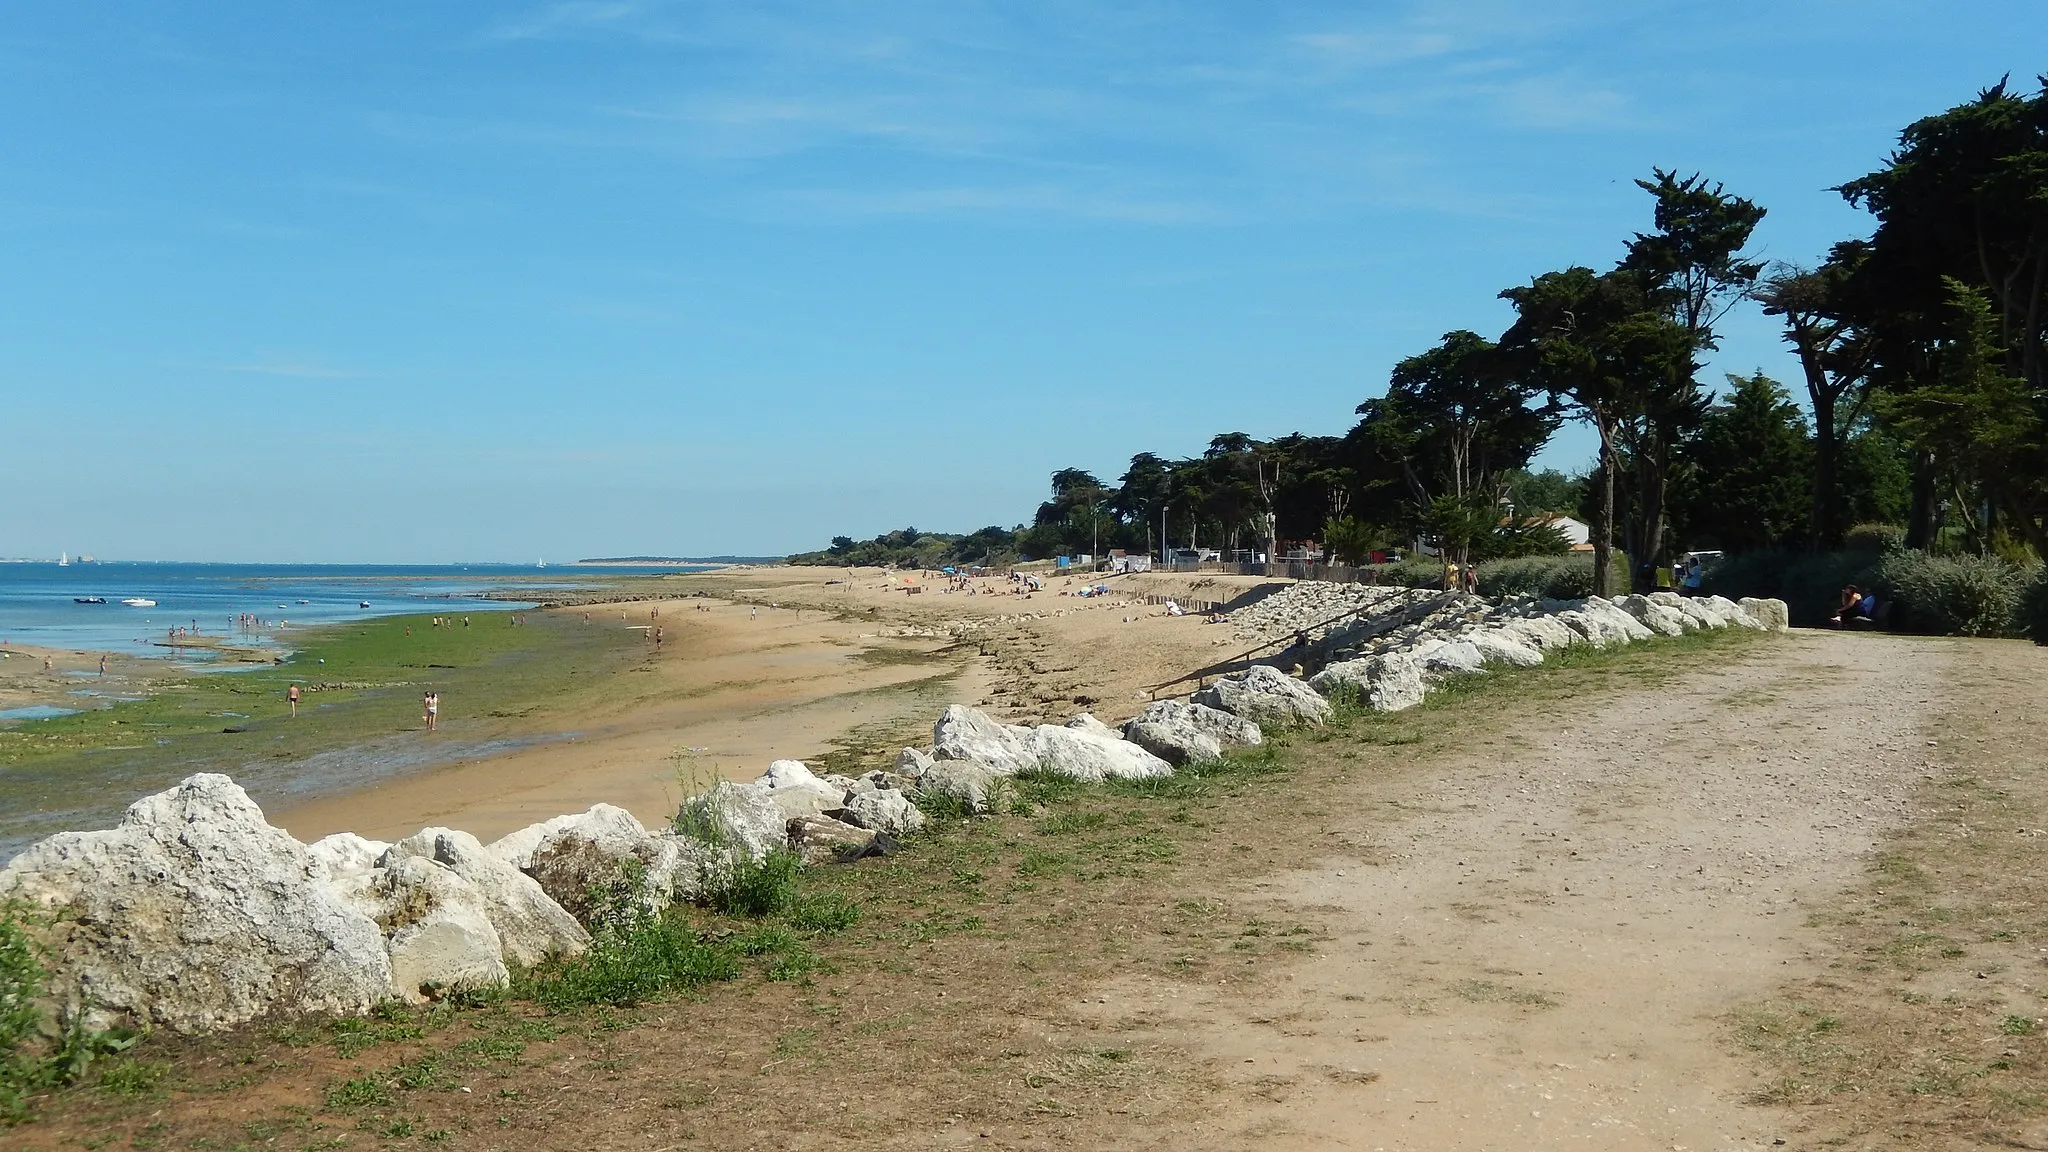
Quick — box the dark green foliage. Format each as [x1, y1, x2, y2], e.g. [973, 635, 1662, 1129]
[1871, 551, 2030, 637]
[788, 526, 1016, 569]
[2020, 569, 2048, 645]
[1674, 374, 1814, 552]
[702, 850, 804, 919]
[1503, 468, 1586, 517]
[515, 906, 742, 1010]
[0, 906, 48, 1122]
[1477, 555, 1604, 600]
[1843, 522, 1906, 553]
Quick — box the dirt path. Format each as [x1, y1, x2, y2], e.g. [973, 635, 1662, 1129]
[1091, 630, 1954, 1150]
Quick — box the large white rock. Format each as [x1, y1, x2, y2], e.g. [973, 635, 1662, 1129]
[383, 828, 588, 968]
[752, 759, 849, 821]
[1616, 594, 1688, 637]
[932, 705, 1039, 776]
[1498, 615, 1579, 651]
[894, 747, 936, 777]
[914, 760, 1004, 814]
[523, 804, 713, 927]
[483, 813, 583, 872]
[1697, 595, 1753, 628]
[1193, 664, 1332, 727]
[1738, 597, 1790, 631]
[348, 855, 508, 1002]
[307, 832, 389, 885]
[1464, 628, 1544, 668]
[1122, 717, 1221, 766]
[1310, 652, 1426, 712]
[1021, 716, 1174, 783]
[1412, 639, 1487, 677]
[0, 774, 392, 1034]
[677, 782, 788, 862]
[786, 815, 877, 866]
[1134, 699, 1264, 749]
[839, 788, 927, 837]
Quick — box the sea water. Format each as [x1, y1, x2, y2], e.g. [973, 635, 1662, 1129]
[0, 561, 710, 659]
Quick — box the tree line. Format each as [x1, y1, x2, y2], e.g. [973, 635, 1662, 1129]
[794, 78, 2048, 597]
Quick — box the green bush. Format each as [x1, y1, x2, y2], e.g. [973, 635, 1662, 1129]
[2020, 569, 2048, 646]
[0, 906, 48, 1122]
[1373, 557, 1447, 589]
[1843, 522, 1906, 553]
[1873, 551, 2029, 637]
[515, 906, 741, 1010]
[701, 850, 803, 919]
[1477, 554, 1608, 599]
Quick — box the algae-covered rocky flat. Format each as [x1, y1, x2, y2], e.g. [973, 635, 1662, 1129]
[0, 606, 650, 861]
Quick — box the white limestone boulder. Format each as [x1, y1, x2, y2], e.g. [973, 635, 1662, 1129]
[1139, 699, 1264, 748]
[839, 788, 927, 837]
[931, 705, 1039, 776]
[1310, 652, 1425, 712]
[1021, 716, 1174, 783]
[1193, 664, 1332, 727]
[1412, 639, 1487, 677]
[1617, 594, 1688, 637]
[383, 828, 588, 968]
[307, 832, 389, 886]
[1464, 628, 1544, 668]
[914, 760, 1004, 815]
[0, 774, 392, 1034]
[677, 781, 788, 862]
[752, 759, 849, 821]
[348, 855, 508, 1002]
[1498, 615, 1579, 651]
[1737, 597, 1789, 631]
[786, 815, 878, 866]
[523, 804, 713, 927]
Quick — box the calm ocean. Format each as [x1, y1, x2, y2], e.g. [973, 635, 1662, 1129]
[0, 561, 711, 659]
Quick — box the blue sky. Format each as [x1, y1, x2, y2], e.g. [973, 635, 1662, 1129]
[3, 2, 2042, 562]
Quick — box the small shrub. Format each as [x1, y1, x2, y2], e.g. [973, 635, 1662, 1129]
[515, 908, 741, 1010]
[702, 851, 802, 919]
[1476, 554, 1612, 600]
[1375, 557, 1448, 589]
[1843, 522, 1906, 553]
[1873, 551, 2027, 637]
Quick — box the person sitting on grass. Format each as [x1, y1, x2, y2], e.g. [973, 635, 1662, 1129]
[1830, 585, 1873, 628]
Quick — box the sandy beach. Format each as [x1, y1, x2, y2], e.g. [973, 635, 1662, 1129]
[264, 566, 1277, 846]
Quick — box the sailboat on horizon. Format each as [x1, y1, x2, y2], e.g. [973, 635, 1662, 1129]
[57, 552, 68, 567]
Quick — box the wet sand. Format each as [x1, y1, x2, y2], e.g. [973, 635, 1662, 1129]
[267, 593, 990, 846]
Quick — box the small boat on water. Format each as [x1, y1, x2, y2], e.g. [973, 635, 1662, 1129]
[297, 599, 310, 605]
[73, 596, 107, 605]
[358, 600, 371, 608]
[121, 598, 156, 608]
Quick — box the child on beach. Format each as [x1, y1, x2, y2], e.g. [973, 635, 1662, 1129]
[423, 691, 439, 731]
[288, 684, 301, 717]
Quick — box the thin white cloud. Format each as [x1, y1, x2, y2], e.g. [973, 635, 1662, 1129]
[486, 1, 642, 43]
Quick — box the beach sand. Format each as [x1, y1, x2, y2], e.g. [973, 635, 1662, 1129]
[267, 566, 1281, 848]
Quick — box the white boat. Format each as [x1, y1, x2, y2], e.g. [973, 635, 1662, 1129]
[121, 598, 156, 608]
[359, 600, 371, 608]
[297, 599, 310, 605]
[58, 552, 68, 567]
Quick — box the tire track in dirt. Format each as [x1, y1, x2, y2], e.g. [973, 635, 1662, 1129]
[1081, 632, 1954, 1151]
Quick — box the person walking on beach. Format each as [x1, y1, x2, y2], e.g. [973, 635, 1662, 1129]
[98, 654, 108, 678]
[287, 683, 301, 717]
[423, 691, 439, 732]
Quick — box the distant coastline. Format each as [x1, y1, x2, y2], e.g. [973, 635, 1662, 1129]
[574, 556, 780, 566]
